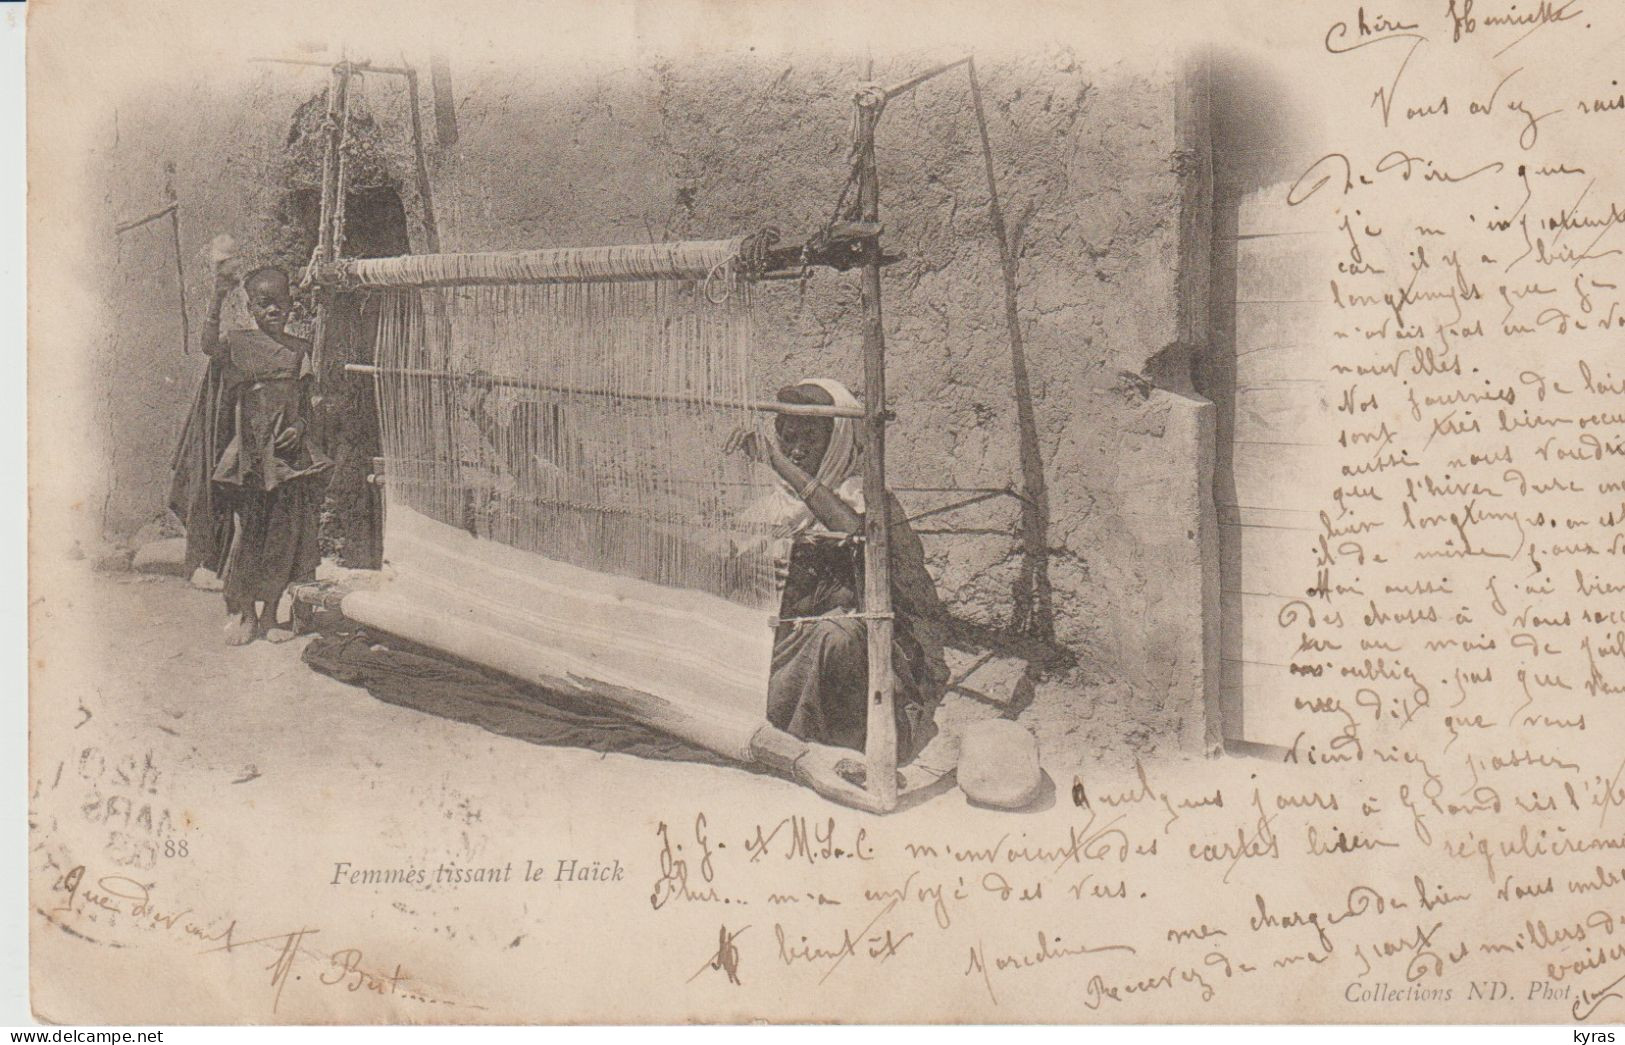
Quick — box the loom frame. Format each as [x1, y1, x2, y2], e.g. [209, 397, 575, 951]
[297, 57, 970, 814]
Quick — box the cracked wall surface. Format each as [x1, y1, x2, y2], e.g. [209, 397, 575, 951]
[89, 48, 1213, 764]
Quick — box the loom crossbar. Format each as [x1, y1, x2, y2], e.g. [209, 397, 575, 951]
[344, 363, 864, 418]
[327, 239, 745, 288]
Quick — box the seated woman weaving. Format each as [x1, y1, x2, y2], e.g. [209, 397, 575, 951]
[726, 379, 947, 761]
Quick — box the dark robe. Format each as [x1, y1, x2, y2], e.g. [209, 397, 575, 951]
[167, 358, 235, 576]
[208, 328, 332, 608]
[766, 491, 947, 761]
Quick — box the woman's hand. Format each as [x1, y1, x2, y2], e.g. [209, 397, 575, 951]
[725, 533, 790, 592]
[726, 424, 814, 492]
[723, 425, 767, 463]
[275, 420, 305, 452]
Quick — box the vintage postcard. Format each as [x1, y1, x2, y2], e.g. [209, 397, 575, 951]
[25, 0, 1625, 1025]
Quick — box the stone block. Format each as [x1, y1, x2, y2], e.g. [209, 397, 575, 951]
[958, 719, 1042, 809]
[132, 537, 188, 576]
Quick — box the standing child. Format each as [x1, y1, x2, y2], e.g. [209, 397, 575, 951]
[202, 263, 331, 645]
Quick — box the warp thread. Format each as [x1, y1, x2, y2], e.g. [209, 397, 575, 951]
[370, 254, 778, 611]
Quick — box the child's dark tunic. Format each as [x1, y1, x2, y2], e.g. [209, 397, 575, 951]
[210, 328, 331, 608]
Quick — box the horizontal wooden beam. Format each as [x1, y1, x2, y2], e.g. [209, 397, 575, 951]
[113, 202, 177, 236]
[250, 56, 415, 77]
[343, 363, 866, 418]
[882, 56, 972, 101]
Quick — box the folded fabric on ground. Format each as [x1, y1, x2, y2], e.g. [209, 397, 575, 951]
[302, 629, 739, 768]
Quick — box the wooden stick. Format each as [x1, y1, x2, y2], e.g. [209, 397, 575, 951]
[168, 207, 190, 356]
[332, 66, 356, 260]
[250, 56, 415, 77]
[882, 56, 972, 101]
[342, 363, 866, 418]
[113, 202, 177, 235]
[113, 200, 191, 354]
[855, 91, 899, 811]
[403, 66, 443, 253]
[430, 53, 459, 147]
[313, 64, 348, 266]
[750, 726, 893, 814]
[311, 62, 352, 388]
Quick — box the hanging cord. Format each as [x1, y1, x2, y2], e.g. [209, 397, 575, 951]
[792, 81, 886, 298]
[739, 225, 779, 274]
[296, 104, 336, 293]
[702, 238, 744, 300]
[838, 84, 887, 225]
[703, 246, 740, 304]
[298, 241, 323, 292]
[299, 69, 355, 292]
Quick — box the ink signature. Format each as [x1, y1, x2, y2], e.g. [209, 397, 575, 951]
[202, 926, 321, 1013]
[43, 861, 473, 1013]
[1573, 971, 1625, 1022]
[689, 923, 749, 985]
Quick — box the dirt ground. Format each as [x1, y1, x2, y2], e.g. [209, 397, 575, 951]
[33, 566, 837, 814]
[25, 565, 983, 1021]
[34, 565, 1525, 1027]
[28, 565, 1193, 1024]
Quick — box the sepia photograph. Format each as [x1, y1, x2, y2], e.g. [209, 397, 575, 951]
[22, 0, 1625, 1027]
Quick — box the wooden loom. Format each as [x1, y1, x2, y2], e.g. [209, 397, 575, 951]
[302, 58, 972, 813]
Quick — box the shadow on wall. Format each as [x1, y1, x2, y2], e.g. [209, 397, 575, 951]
[904, 481, 1075, 720]
[916, 60, 1071, 721]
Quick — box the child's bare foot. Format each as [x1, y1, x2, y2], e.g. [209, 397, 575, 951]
[223, 612, 256, 646]
[255, 603, 296, 643]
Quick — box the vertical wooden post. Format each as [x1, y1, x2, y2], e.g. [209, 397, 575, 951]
[310, 62, 351, 388]
[429, 52, 459, 147]
[314, 62, 349, 267]
[331, 69, 357, 261]
[166, 204, 190, 357]
[854, 88, 897, 810]
[403, 66, 442, 254]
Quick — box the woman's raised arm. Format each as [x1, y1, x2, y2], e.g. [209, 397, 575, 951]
[723, 426, 864, 534]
